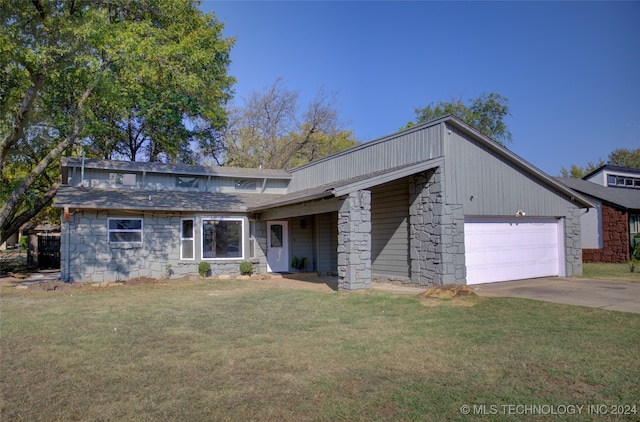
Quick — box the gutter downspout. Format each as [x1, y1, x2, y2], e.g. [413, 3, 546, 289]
[64, 209, 71, 282]
[81, 150, 86, 187]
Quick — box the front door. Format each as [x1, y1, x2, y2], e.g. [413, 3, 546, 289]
[267, 221, 289, 273]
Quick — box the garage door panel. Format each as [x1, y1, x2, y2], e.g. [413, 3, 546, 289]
[465, 218, 562, 285]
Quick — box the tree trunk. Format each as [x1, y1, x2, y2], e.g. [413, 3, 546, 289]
[0, 86, 92, 242]
[0, 74, 45, 173]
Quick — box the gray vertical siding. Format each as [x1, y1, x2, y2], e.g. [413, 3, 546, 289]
[371, 178, 410, 278]
[444, 126, 577, 216]
[288, 123, 444, 192]
[316, 212, 338, 274]
[289, 216, 315, 271]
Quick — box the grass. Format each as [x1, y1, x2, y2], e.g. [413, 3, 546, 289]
[583, 262, 640, 282]
[1, 279, 639, 421]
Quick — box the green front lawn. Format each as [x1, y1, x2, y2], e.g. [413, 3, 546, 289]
[583, 262, 640, 282]
[1, 279, 639, 421]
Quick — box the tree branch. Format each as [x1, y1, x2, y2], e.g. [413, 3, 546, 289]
[0, 85, 92, 239]
[0, 74, 46, 173]
[0, 180, 61, 245]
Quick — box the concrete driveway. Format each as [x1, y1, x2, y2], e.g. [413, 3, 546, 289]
[472, 277, 640, 314]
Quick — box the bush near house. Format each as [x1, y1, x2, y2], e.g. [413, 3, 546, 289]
[198, 261, 210, 277]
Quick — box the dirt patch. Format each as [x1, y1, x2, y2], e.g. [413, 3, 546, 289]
[124, 276, 158, 286]
[418, 283, 476, 299]
[248, 274, 339, 292]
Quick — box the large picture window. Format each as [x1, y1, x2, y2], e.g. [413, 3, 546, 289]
[108, 219, 143, 243]
[181, 219, 194, 260]
[202, 219, 243, 259]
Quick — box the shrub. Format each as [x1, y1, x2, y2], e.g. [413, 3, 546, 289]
[239, 261, 253, 275]
[198, 261, 211, 277]
[291, 256, 308, 271]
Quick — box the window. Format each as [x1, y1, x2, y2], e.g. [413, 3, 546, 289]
[249, 220, 256, 259]
[181, 219, 194, 260]
[270, 224, 283, 247]
[235, 179, 257, 190]
[606, 173, 640, 189]
[110, 173, 136, 186]
[631, 214, 640, 237]
[176, 176, 199, 188]
[108, 219, 142, 243]
[202, 219, 243, 259]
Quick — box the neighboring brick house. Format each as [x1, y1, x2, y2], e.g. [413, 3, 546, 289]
[558, 165, 640, 263]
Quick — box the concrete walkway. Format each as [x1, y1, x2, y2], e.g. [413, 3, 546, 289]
[472, 277, 640, 314]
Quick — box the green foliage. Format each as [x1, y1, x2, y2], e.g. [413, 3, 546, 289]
[291, 256, 308, 271]
[632, 234, 640, 262]
[560, 147, 639, 178]
[239, 261, 253, 275]
[405, 92, 512, 145]
[609, 148, 640, 169]
[1, 0, 235, 243]
[198, 261, 211, 278]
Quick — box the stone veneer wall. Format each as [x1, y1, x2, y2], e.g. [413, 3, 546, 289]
[582, 204, 629, 263]
[409, 167, 465, 286]
[337, 191, 372, 290]
[564, 206, 583, 276]
[61, 211, 261, 283]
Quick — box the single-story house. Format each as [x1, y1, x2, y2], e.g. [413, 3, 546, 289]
[557, 165, 640, 262]
[53, 115, 593, 289]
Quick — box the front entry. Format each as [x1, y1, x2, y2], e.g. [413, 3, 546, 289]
[267, 221, 289, 273]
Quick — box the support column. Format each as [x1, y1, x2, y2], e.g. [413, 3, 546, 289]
[409, 168, 465, 286]
[337, 190, 371, 290]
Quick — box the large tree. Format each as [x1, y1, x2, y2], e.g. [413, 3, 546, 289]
[221, 79, 359, 169]
[404, 92, 512, 146]
[0, 0, 234, 244]
[560, 147, 640, 178]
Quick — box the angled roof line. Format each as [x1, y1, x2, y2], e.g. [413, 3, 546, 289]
[61, 157, 292, 179]
[582, 164, 640, 180]
[443, 115, 596, 209]
[249, 159, 444, 212]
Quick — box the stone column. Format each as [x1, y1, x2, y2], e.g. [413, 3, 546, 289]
[409, 167, 465, 286]
[337, 190, 371, 290]
[564, 205, 583, 276]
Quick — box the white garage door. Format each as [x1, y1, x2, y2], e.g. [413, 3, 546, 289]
[464, 217, 564, 285]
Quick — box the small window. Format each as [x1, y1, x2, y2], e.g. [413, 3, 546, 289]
[108, 219, 142, 243]
[235, 179, 257, 190]
[176, 176, 199, 188]
[249, 220, 256, 259]
[270, 224, 283, 248]
[110, 173, 137, 186]
[635, 179, 640, 188]
[202, 219, 243, 259]
[616, 176, 625, 186]
[607, 175, 616, 186]
[181, 219, 194, 260]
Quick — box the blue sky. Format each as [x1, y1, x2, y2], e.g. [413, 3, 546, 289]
[200, 1, 639, 175]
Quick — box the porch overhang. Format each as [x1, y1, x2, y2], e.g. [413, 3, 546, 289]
[249, 158, 444, 220]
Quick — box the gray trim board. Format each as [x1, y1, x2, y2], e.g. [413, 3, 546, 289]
[62, 157, 292, 180]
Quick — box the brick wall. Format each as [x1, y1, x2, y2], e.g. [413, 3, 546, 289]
[583, 204, 630, 263]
